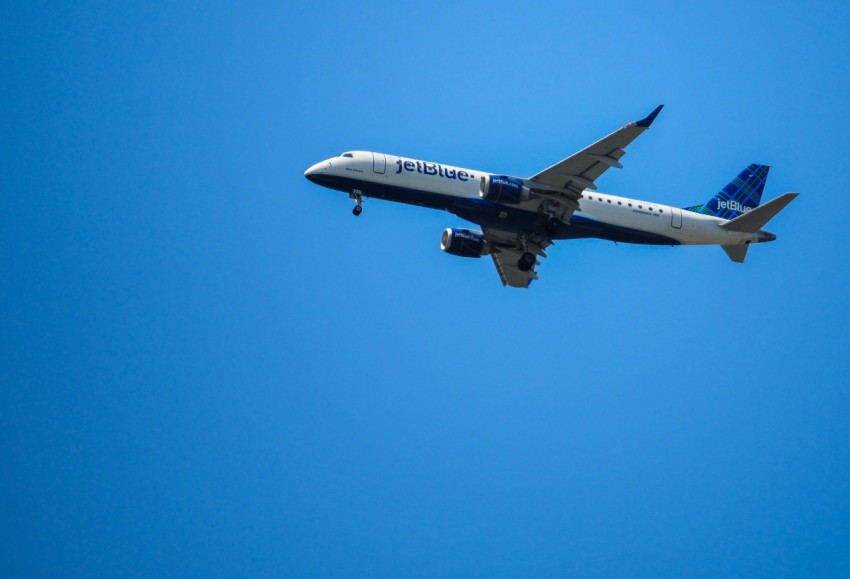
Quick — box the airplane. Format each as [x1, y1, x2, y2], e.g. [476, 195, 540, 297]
[304, 105, 798, 288]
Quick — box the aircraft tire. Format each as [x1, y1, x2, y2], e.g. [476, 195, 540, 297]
[518, 252, 535, 272]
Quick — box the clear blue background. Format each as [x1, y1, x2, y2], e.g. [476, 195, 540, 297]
[3, 1, 849, 576]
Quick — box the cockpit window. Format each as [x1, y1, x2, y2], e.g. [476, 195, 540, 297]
[340, 152, 354, 158]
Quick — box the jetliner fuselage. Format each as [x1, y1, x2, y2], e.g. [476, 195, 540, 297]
[305, 151, 769, 247]
[304, 106, 796, 287]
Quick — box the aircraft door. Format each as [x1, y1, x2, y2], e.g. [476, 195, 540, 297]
[671, 207, 683, 229]
[372, 153, 386, 174]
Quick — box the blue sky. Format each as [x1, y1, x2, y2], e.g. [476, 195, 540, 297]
[3, 0, 850, 576]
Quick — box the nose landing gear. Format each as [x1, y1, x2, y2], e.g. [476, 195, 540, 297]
[350, 191, 363, 216]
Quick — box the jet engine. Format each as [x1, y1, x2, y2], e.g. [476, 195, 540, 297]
[479, 175, 530, 204]
[440, 228, 490, 258]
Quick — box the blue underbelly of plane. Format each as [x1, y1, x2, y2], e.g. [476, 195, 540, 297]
[309, 174, 680, 246]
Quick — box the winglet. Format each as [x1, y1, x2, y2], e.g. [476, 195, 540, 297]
[635, 104, 664, 128]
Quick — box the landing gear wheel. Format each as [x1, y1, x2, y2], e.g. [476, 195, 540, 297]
[350, 191, 364, 216]
[545, 217, 561, 236]
[518, 252, 536, 272]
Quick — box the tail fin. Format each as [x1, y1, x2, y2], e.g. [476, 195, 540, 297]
[719, 192, 798, 263]
[684, 164, 769, 219]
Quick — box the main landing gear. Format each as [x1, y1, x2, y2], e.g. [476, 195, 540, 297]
[517, 252, 536, 272]
[545, 217, 561, 236]
[350, 191, 363, 216]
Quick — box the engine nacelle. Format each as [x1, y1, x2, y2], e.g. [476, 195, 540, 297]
[479, 175, 530, 204]
[440, 228, 490, 258]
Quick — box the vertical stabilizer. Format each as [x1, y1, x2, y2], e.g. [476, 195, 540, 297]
[685, 164, 769, 219]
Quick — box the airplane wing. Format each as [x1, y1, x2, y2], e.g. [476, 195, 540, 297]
[491, 247, 537, 288]
[526, 105, 664, 199]
[480, 106, 663, 288]
[484, 227, 552, 288]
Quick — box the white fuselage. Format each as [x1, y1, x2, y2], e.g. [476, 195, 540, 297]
[305, 150, 765, 247]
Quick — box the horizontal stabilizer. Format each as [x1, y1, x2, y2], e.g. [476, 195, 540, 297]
[720, 192, 798, 233]
[722, 244, 749, 263]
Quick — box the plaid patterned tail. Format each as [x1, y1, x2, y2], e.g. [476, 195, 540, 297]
[684, 164, 770, 219]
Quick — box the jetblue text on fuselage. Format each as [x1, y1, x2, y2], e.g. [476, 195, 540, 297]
[396, 158, 470, 181]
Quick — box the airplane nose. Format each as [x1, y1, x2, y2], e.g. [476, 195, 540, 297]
[304, 160, 331, 183]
